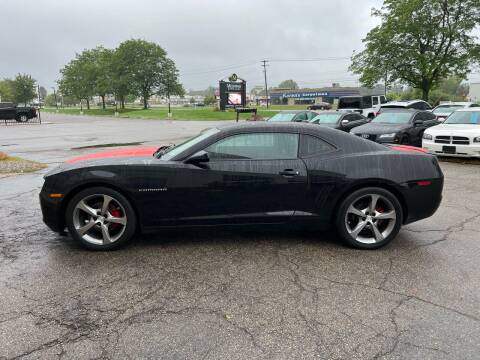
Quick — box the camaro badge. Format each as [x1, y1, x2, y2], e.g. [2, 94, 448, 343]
[138, 188, 168, 192]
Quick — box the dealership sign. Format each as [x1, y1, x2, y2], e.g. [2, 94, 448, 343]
[219, 74, 247, 110]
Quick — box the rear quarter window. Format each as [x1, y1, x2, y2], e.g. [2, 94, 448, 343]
[299, 134, 336, 157]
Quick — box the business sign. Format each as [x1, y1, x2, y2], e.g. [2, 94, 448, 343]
[219, 75, 246, 110]
[283, 91, 329, 98]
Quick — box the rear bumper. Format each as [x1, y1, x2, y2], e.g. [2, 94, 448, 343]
[423, 141, 480, 158]
[402, 177, 443, 224]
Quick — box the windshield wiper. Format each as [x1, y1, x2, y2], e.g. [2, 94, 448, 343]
[153, 144, 175, 158]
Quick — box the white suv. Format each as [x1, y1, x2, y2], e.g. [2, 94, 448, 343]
[337, 95, 387, 119]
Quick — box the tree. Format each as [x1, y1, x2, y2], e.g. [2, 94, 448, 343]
[204, 95, 216, 105]
[59, 51, 97, 110]
[86, 47, 114, 109]
[11, 74, 36, 106]
[277, 79, 299, 89]
[350, 0, 480, 101]
[0, 79, 14, 102]
[157, 58, 184, 113]
[115, 39, 170, 109]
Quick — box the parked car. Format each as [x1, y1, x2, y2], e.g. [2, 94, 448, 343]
[431, 102, 479, 122]
[422, 108, 480, 158]
[309, 111, 369, 132]
[40, 123, 443, 251]
[351, 109, 439, 146]
[307, 102, 332, 110]
[0, 102, 37, 122]
[267, 110, 318, 122]
[380, 100, 432, 112]
[337, 95, 387, 119]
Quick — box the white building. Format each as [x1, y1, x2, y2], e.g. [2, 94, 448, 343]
[468, 83, 480, 102]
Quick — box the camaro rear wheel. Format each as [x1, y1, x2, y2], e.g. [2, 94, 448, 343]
[65, 187, 136, 250]
[336, 187, 403, 249]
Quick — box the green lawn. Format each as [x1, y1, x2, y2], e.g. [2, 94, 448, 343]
[41, 104, 310, 121]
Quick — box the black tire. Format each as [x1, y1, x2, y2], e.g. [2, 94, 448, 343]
[400, 135, 410, 145]
[336, 187, 403, 249]
[16, 114, 29, 122]
[65, 187, 136, 250]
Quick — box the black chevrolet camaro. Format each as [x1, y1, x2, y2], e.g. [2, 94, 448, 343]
[40, 123, 443, 250]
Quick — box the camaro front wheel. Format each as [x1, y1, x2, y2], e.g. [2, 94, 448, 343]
[65, 187, 136, 250]
[336, 187, 403, 249]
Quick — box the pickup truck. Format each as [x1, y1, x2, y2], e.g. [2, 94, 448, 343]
[0, 102, 37, 122]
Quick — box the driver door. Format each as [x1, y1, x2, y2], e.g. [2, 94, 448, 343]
[157, 132, 308, 226]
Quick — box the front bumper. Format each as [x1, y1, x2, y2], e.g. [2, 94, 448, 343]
[39, 191, 64, 233]
[422, 140, 480, 158]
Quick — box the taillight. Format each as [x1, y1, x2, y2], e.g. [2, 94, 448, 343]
[417, 181, 432, 187]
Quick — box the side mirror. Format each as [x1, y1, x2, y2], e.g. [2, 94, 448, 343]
[341, 119, 349, 126]
[414, 120, 424, 127]
[185, 150, 209, 166]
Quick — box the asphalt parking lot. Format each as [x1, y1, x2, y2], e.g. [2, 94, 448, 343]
[1, 113, 479, 359]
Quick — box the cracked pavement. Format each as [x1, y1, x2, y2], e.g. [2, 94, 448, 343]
[0, 113, 479, 359]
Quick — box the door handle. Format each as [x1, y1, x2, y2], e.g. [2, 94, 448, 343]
[279, 169, 299, 177]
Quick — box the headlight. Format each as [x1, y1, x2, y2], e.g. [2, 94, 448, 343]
[474, 136, 480, 143]
[378, 133, 396, 138]
[423, 133, 433, 140]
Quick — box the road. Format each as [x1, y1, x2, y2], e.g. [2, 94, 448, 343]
[0, 113, 479, 359]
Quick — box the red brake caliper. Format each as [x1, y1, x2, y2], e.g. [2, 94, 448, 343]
[109, 207, 122, 230]
[376, 206, 384, 227]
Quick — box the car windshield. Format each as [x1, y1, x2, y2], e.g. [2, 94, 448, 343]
[268, 112, 297, 122]
[444, 111, 480, 125]
[159, 128, 220, 160]
[433, 105, 463, 115]
[310, 113, 341, 124]
[372, 112, 412, 124]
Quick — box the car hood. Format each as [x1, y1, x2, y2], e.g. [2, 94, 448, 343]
[65, 146, 158, 164]
[45, 146, 160, 178]
[353, 123, 410, 134]
[425, 124, 480, 136]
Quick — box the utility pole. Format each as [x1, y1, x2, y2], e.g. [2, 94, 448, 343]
[37, 85, 41, 107]
[262, 60, 269, 109]
[384, 70, 388, 97]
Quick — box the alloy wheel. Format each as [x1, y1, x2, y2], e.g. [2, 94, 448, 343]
[72, 194, 127, 245]
[344, 193, 397, 244]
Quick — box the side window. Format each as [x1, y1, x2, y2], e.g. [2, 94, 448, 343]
[470, 104, 479, 108]
[299, 135, 336, 157]
[425, 112, 437, 120]
[413, 113, 425, 122]
[372, 97, 379, 106]
[362, 96, 372, 108]
[205, 133, 299, 160]
[409, 102, 422, 110]
[380, 96, 387, 104]
[295, 112, 308, 121]
[306, 112, 317, 120]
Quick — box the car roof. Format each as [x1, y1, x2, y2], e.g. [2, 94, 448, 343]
[382, 100, 426, 106]
[435, 102, 473, 106]
[379, 107, 420, 113]
[455, 108, 480, 113]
